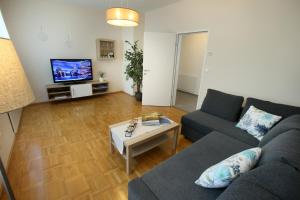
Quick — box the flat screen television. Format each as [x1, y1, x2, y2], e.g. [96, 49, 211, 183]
[50, 59, 93, 83]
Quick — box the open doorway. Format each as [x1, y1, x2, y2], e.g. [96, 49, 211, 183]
[173, 31, 208, 112]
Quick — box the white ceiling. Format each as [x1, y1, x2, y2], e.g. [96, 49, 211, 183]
[61, 0, 181, 12]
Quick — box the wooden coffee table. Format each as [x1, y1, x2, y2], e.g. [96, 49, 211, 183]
[109, 117, 180, 175]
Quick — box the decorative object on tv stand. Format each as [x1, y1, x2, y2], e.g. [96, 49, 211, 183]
[124, 40, 143, 101]
[96, 39, 115, 60]
[98, 71, 105, 82]
[106, 0, 139, 27]
[0, 37, 35, 200]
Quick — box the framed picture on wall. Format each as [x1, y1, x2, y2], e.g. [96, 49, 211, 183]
[96, 39, 115, 60]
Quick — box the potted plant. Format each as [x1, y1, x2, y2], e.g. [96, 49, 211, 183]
[124, 40, 143, 101]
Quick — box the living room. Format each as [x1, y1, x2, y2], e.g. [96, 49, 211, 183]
[0, 0, 300, 199]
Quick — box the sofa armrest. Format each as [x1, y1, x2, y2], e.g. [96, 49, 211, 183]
[128, 178, 158, 200]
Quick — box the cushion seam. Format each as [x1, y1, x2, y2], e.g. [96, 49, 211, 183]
[239, 179, 282, 199]
[139, 178, 160, 200]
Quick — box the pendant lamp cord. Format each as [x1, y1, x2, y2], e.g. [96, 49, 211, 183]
[107, 0, 129, 8]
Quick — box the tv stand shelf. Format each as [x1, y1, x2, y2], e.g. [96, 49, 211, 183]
[46, 81, 109, 101]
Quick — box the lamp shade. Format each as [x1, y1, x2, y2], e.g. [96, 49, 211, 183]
[0, 38, 35, 113]
[106, 8, 139, 27]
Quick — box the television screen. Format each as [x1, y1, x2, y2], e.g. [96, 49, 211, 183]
[50, 59, 93, 83]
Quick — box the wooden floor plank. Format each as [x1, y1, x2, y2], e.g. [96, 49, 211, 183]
[0, 92, 191, 200]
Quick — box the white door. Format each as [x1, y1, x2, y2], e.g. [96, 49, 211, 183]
[142, 32, 177, 106]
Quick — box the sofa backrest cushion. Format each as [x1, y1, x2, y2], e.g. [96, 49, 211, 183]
[241, 98, 300, 120]
[259, 115, 300, 146]
[201, 89, 244, 122]
[258, 130, 300, 170]
[217, 162, 300, 200]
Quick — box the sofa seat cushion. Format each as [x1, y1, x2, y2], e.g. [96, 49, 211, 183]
[241, 98, 300, 120]
[181, 111, 259, 146]
[217, 162, 300, 200]
[139, 131, 252, 200]
[218, 177, 280, 200]
[259, 115, 300, 146]
[201, 89, 244, 122]
[258, 129, 300, 169]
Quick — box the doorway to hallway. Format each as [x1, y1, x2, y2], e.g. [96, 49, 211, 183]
[173, 31, 208, 112]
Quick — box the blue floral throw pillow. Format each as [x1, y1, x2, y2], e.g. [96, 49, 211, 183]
[195, 147, 261, 188]
[236, 106, 282, 140]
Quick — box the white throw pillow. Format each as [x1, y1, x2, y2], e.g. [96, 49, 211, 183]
[195, 147, 261, 188]
[236, 106, 282, 140]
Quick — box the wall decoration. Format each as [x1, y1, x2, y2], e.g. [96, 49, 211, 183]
[96, 39, 115, 60]
[37, 26, 48, 42]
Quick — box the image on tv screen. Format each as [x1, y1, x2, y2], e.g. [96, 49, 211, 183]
[51, 59, 92, 82]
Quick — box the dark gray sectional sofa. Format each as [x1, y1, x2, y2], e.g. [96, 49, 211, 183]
[128, 89, 300, 200]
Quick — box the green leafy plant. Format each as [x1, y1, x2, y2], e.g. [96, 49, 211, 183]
[124, 40, 143, 94]
[99, 71, 105, 78]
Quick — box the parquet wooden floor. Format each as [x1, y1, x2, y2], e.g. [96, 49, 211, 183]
[1, 92, 191, 200]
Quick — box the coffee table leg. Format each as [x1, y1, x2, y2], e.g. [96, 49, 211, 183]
[172, 126, 179, 154]
[126, 146, 132, 175]
[109, 129, 114, 153]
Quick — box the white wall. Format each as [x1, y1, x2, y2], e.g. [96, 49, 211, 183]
[122, 28, 135, 95]
[0, 0, 144, 102]
[0, 10, 8, 38]
[145, 0, 300, 108]
[177, 32, 208, 95]
[122, 15, 145, 95]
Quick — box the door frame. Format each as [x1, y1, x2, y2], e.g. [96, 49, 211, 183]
[171, 29, 210, 109]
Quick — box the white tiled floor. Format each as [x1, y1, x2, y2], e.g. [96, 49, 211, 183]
[175, 90, 198, 112]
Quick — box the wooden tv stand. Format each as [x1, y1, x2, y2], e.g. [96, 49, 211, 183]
[46, 81, 109, 102]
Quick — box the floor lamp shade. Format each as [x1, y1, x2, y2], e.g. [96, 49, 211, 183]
[0, 38, 35, 113]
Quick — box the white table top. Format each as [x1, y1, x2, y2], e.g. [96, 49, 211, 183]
[110, 117, 175, 154]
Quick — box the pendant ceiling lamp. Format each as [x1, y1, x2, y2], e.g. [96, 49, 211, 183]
[106, 0, 139, 27]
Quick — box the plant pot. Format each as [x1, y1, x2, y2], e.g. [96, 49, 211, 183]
[135, 91, 142, 101]
[99, 77, 104, 82]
